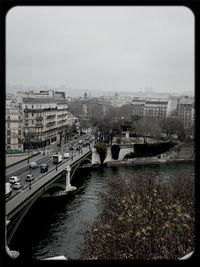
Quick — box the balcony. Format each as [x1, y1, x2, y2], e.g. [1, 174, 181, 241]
[35, 123, 43, 127]
[36, 117, 43, 121]
[46, 114, 56, 119]
[46, 121, 56, 126]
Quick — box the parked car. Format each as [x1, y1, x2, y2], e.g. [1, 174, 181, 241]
[13, 182, 23, 190]
[26, 174, 34, 181]
[6, 182, 12, 197]
[70, 145, 75, 150]
[40, 163, 49, 173]
[29, 161, 38, 169]
[9, 176, 20, 184]
[83, 142, 87, 147]
[64, 153, 70, 159]
[78, 139, 83, 144]
[76, 146, 81, 151]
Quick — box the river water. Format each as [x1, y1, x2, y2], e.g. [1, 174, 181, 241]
[9, 162, 195, 260]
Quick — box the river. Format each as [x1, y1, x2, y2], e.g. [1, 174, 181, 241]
[9, 162, 195, 260]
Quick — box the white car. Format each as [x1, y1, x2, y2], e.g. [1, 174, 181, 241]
[29, 161, 38, 169]
[64, 153, 70, 159]
[9, 176, 20, 184]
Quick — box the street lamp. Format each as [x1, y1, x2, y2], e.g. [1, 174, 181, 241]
[27, 141, 30, 163]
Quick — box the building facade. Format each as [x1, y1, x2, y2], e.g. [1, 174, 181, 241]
[177, 96, 195, 129]
[5, 102, 23, 152]
[5, 90, 79, 151]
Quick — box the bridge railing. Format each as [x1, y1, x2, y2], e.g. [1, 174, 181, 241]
[6, 148, 93, 219]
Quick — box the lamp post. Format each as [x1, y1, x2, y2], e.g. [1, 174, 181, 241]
[27, 140, 30, 163]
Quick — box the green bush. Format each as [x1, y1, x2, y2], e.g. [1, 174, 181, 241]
[111, 145, 121, 160]
[80, 171, 195, 260]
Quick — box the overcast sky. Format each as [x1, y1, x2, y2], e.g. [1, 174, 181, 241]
[6, 6, 194, 93]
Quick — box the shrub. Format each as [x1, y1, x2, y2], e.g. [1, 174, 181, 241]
[80, 171, 195, 260]
[134, 141, 176, 157]
[95, 142, 107, 166]
[111, 145, 121, 160]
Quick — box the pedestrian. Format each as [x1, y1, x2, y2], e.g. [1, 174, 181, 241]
[56, 165, 58, 171]
[29, 181, 32, 190]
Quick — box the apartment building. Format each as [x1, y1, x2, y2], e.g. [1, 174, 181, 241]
[131, 95, 195, 130]
[131, 97, 168, 118]
[131, 97, 146, 117]
[5, 101, 23, 152]
[15, 90, 78, 149]
[144, 99, 168, 117]
[177, 96, 195, 129]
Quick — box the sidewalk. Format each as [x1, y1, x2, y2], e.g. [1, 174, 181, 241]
[163, 141, 195, 159]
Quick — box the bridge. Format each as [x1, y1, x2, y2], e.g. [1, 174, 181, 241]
[5, 144, 93, 249]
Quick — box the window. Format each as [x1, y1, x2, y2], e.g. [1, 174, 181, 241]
[18, 130, 21, 135]
[7, 138, 10, 144]
[19, 115, 21, 120]
[7, 130, 11, 136]
[32, 120, 34, 125]
[32, 105, 34, 109]
[25, 113, 28, 118]
[7, 123, 10, 128]
[32, 113, 34, 116]
[7, 116, 10, 121]
[25, 120, 28, 126]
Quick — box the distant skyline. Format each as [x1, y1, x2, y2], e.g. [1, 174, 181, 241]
[6, 6, 194, 94]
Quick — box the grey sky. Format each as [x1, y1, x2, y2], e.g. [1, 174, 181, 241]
[6, 6, 194, 93]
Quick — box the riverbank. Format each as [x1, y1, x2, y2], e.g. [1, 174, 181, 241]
[81, 141, 195, 168]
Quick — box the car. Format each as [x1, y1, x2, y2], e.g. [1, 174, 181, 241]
[29, 161, 38, 169]
[9, 176, 20, 184]
[26, 174, 34, 181]
[76, 146, 81, 151]
[13, 182, 23, 190]
[40, 163, 49, 173]
[83, 142, 87, 147]
[64, 153, 70, 159]
[78, 140, 83, 144]
[70, 146, 75, 150]
[6, 183, 12, 197]
[85, 136, 89, 140]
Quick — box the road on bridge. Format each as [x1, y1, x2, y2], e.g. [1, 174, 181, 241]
[6, 134, 94, 202]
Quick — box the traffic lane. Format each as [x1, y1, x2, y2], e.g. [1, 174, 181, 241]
[6, 135, 91, 178]
[7, 138, 91, 182]
[6, 146, 92, 202]
[6, 154, 53, 180]
[7, 155, 73, 200]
